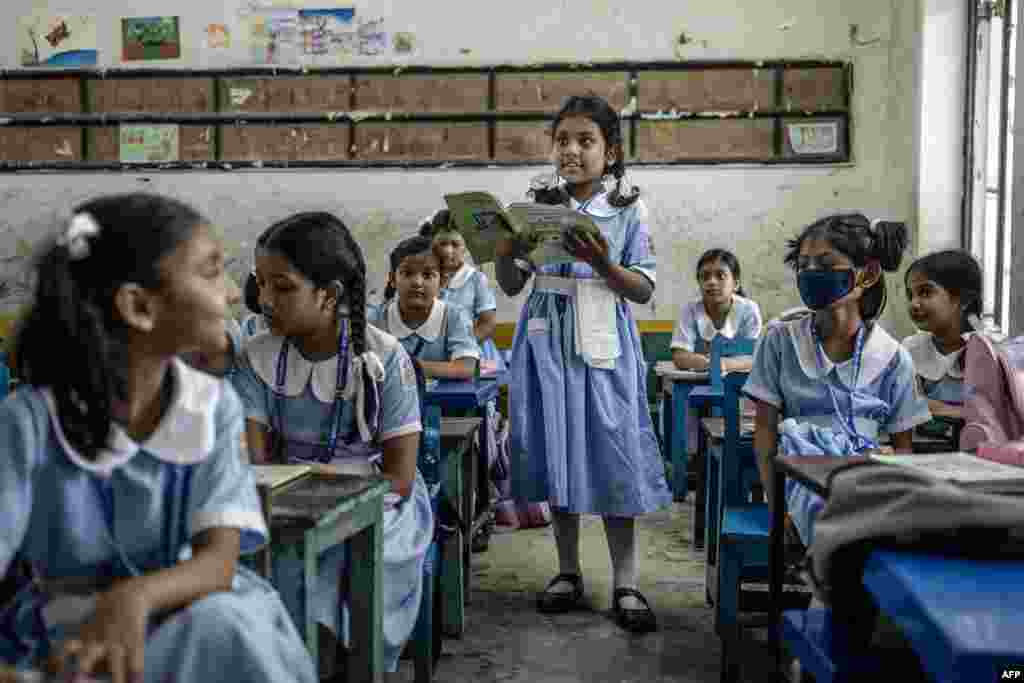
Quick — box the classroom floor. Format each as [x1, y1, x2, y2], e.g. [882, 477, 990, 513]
[392, 500, 782, 683]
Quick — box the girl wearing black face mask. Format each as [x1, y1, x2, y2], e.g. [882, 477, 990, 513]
[742, 213, 931, 549]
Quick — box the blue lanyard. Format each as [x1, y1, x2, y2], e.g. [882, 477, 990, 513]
[814, 322, 875, 451]
[274, 319, 350, 463]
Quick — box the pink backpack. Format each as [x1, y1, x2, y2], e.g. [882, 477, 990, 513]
[960, 334, 1024, 463]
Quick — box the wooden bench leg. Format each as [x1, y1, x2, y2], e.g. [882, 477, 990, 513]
[348, 518, 384, 683]
[442, 445, 466, 638]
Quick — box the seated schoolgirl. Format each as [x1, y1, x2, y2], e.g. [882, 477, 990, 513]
[0, 194, 315, 683]
[369, 235, 481, 379]
[229, 211, 432, 674]
[903, 249, 983, 414]
[671, 248, 763, 373]
[668, 248, 762, 453]
[744, 214, 931, 548]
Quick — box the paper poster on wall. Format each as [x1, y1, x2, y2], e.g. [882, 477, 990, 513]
[357, 18, 387, 56]
[120, 125, 180, 163]
[786, 121, 839, 155]
[18, 14, 98, 66]
[122, 17, 182, 61]
[249, 9, 301, 64]
[205, 23, 231, 49]
[299, 8, 356, 57]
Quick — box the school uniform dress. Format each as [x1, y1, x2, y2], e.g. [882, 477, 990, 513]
[439, 263, 505, 372]
[743, 314, 931, 545]
[508, 190, 672, 516]
[902, 332, 970, 405]
[0, 359, 316, 683]
[667, 295, 764, 449]
[368, 298, 481, 365]
[230, 325, 432, 672]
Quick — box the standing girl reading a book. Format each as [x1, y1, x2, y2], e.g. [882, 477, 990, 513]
[495, 94, 671, 633]
[902, 249, 983, 411]
[370, 235, 480, 379]
[743, 213, 931, 548]
[230, 212, 432, 674]
[0, 193, 316, 683]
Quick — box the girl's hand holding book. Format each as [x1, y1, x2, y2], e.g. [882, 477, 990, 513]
[564, 229, 611, 273]
[494, 235, 531, 260]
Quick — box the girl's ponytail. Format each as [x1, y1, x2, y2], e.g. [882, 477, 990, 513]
[16, 236, 118, 458]
[870, 220, 909, 272]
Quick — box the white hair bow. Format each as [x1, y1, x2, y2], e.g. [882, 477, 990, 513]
[57, 212, 101, 261]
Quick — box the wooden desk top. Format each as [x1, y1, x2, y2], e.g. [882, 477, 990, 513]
[774, 455, 872, 498]
[268, 472, 390, 526]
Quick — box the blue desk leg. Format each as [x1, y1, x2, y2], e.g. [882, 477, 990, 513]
[670, 381, 691, 502]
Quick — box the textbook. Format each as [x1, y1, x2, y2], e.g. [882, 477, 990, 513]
[443, 191, 604, 266]
[253, 464, 313, 490]
[871, 452, 1024, 491]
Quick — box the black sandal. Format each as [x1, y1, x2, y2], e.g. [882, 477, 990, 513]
[536, 573, 585, 613]
[612, 587, 658, 633]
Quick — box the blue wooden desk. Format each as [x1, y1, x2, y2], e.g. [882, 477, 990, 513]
[772, 456, 1024, 683]
[863, 549, 1024, 683]
[424, 376, 503, 613]
[655, 361, 709, 501]
[424, 375, 503, 410]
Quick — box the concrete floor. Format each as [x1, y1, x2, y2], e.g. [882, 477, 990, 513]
[393, 500, 781, 683]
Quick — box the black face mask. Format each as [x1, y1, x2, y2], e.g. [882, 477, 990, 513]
[797, 269, 858, 310]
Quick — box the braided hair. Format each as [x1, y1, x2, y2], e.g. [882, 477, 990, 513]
[530, 95, 640, 209]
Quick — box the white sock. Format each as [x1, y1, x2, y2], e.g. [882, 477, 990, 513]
[603, 515, 643, 608]
[549, 509, 581, 593]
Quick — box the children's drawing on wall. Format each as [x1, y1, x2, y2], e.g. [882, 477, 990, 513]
[299, 8, 357, 57]
[18, 14, 98, 66]
[786, 121, 839, 155]
[205, 23, 231, 49]
[122, 16, 182, 60]
[119, 124, 180, 163]
[357, 17, 388, 56]
[249, 9, 301, 64]
[393, 31, 415, 55]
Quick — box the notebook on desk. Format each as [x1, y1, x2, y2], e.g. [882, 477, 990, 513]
[871, 452, 1024, 490]
[253, 464, 313, 490]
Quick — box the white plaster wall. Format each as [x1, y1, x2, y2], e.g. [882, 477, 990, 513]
[0, 0, 960, 340]
[916, 0, 967, 255]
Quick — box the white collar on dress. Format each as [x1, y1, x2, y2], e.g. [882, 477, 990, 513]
[246, 330, 386, 405]
[446, 263, 474, 290]
[788, 315, 901, 387]
[567, 189, 622, 218]
[44, 358, 221, 477]
[387, 298, 446, 342]
[902, 331, 970, 381]
[695, 296, 741, 341]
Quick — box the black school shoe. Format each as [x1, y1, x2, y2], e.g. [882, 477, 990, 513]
[611, 588, 658, 633]
[536, 573, 585, 613]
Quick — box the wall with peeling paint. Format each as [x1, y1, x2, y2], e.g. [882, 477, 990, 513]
[0, 0, 960, 340]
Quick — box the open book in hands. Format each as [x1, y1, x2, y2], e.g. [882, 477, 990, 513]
[443, 191, 604, 267]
